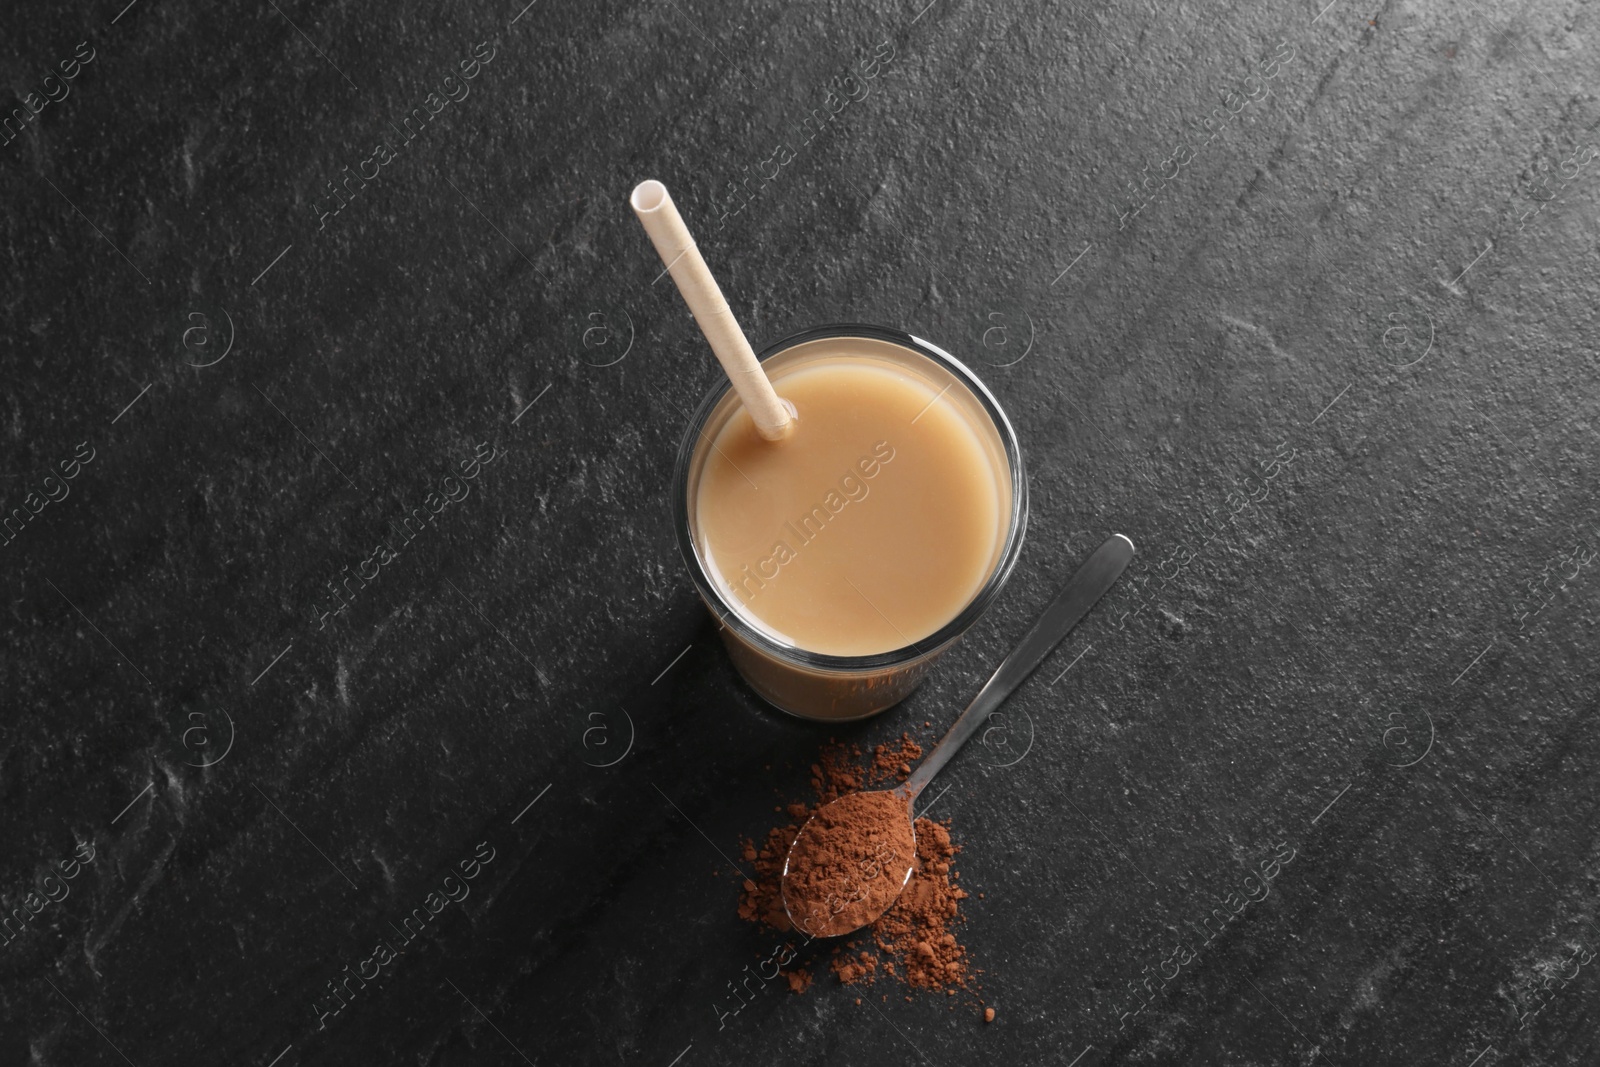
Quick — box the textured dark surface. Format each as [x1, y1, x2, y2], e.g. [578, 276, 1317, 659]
[3, 0, 1599, 1063]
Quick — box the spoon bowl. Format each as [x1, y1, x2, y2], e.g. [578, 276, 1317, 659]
[780, 788, 917, 937]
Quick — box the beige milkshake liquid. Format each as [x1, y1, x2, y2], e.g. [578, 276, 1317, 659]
[695, 345, 1007, 657]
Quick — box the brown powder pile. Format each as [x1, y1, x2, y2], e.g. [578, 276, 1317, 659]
[782, 790, 916, 937]
[736, 736, 978, 998]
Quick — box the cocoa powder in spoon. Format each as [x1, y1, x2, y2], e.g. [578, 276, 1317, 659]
[782, 790, 915, 937]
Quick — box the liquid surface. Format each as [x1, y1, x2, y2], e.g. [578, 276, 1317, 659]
[695, 354, 1004, 656]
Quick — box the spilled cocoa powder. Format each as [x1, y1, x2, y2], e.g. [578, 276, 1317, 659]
[736, 735, 980, 999]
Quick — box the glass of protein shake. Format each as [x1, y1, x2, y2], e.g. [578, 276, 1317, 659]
[673, 325, 1027, 720]
[631, 180, 1026, 721]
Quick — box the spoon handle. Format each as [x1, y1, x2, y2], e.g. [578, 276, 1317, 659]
[902, 534, 1135, 801]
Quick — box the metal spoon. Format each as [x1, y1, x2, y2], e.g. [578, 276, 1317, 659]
[780, 534, 1136, 937]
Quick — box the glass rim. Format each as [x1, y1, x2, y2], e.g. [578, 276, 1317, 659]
[671, 322, 1030, 672]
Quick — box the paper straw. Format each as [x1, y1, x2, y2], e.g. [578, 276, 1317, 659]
[630, 180, 794, 441]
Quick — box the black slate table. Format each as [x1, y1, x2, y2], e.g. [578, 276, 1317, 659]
[4, 0, 1598, 1064]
